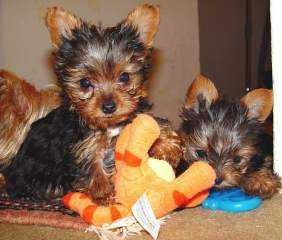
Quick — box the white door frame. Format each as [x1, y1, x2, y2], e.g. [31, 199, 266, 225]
[271, 0, 282, 177]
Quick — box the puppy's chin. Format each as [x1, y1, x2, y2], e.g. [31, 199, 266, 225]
[87, 114, 131, 129]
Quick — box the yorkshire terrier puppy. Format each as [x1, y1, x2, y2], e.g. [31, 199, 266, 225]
[3, 5, 182, 204]
[0, 70, 60, 169]
[180, 75, 280, 199]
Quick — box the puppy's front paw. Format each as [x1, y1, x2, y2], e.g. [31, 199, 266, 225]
[243, 171, 281, 199]
[90, 175, 115, 206]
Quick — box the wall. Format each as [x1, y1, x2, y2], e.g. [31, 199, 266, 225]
[198, 0, 270, 98]
[249, 0, 270, 89]
[0, 0, 200, 127]
[198, 0, 246, 98]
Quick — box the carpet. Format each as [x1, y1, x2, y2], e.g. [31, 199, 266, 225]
[0, 194, 281, 240]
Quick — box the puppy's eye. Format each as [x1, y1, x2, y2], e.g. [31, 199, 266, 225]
[196, 150, 207, 158]
[119, 72, 130, 83]
[234, 156, 242, 164]
[80, 78, 92, 88]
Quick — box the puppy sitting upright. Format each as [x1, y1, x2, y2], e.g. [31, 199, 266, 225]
[4, 5, 182, 204]
[180, 75, 280, 199]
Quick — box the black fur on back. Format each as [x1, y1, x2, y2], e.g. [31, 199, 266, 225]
[3, 106, 89, 200]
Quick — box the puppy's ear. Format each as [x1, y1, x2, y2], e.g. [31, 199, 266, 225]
[125, 4, 160, 47]
[184, 75, 219, 111]
[241, 89, 273, 121]
[45, 7, 82, 48]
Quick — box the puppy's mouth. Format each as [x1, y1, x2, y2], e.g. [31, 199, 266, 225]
[100, 113, 129, 121]
[100, 107, 137, 121]
[84, 103, 139, 129]
[92, 114, 131, 129]
[102, 115, 115, 119]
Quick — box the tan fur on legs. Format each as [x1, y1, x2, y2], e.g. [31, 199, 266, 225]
[242, 163, 281, 199]
[149, 119, 183, 170]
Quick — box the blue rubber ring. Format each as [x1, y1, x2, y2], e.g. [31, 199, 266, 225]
[202, 188, 262, 213]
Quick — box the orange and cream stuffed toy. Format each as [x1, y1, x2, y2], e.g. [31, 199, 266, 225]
[63, 114, 216, 226]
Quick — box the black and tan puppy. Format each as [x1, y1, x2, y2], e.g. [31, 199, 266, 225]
[180, 75, 280, 199]
[3, 5, 183, 204]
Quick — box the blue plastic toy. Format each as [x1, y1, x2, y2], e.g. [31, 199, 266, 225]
[202, 188, 262, 213]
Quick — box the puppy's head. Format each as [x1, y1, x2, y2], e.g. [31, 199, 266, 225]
[181, 75, 273, 188]
[45, 4, 159, 128]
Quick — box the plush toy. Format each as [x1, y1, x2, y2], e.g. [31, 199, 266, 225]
[63, 114, 216, 226]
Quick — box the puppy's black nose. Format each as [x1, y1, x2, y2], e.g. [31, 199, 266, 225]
[102, 100, 117, 114]
[215, 177, 222, 185]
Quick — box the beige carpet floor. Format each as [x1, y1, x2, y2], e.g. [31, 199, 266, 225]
[0, 194, 281, 240]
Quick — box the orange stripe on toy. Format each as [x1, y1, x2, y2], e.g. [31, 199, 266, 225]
[83, 205, 98, 224]
[173, 190, 190, 208]
[185, 189, 210, 208]
[123, 150, 141, 167]
[110, 206, 122, 221]
[115, 151, 123, 161]
[62, 192, 74, 209]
